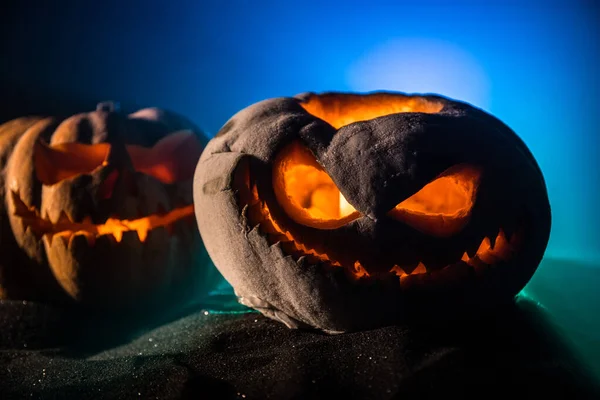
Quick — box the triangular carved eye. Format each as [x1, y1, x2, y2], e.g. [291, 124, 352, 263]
[34, 140, 110, 185]
[126, 130, 202, 184]
[273, 141, 360, 229]
[388, 164, 482, 237]
[34, 131, 203, 186]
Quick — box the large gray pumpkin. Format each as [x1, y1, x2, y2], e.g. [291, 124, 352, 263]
[193, 91, 551, 333]
[0, 102, 215, 311]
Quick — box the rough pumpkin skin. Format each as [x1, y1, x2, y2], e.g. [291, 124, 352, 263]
[193, 91, 552, 333]
[0, 103, 215, 311]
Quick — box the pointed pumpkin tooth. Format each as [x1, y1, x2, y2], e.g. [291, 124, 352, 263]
[461, 252, 470, 262]
[491, 229, 512, 260]
[133, 229, 151, 243]
[390, 265, 408, 277]
[57, 211, 72, 225]
[477, 237, 492, 254]
[496, 228, 508, 247]
[112, 229, 124, 243]
[412, 262, 427, 274]
[42, 206, 58, 224]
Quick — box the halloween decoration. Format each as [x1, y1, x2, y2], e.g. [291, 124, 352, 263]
[0, 102, 214, 310]
[194, 91, 552, 333]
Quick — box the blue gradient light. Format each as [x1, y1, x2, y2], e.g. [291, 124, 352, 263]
[348, 38, 491, 110]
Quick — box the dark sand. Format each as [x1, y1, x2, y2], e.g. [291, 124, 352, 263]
[0, 257, 598, 399]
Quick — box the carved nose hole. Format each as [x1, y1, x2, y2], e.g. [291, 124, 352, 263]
[98, 170, 119, 200]
[97, 169, 139, 200]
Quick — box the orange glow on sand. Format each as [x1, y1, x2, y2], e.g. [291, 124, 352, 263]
[388, 164, 482, 237]
[299, 92, 444, 129]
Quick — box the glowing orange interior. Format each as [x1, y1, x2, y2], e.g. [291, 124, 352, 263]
[11, 191, 194, 243]
[299, 92, 444, 129]
[239, 160, 522, 284]
[273, 140, 481, 235]
[51, 204, 195, 243]
[34, 141, 110, 185]
[388, 164, 482, 237]
[273, 141, 360, 229]
[389, 227, 523, 281]
[127, 131, 203, 184]
[34, 131, 203, 186]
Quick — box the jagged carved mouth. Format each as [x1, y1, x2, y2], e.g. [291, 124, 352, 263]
[238, 169, 525, 285]
[11, 191, 195, 246]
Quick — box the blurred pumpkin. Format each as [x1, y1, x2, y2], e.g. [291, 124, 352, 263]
[0, 102, 214, 311]
[194, 91, 552, 333]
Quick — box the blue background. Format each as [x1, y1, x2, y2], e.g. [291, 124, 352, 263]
[2, 0, 599, 378]
[2, 0, 598, 262]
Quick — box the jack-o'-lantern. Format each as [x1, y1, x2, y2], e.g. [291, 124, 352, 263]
[0, 102, 214, 310]
[194, 91, 552, 333]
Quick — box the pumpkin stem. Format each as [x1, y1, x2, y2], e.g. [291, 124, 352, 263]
[96, 101, 121, 113]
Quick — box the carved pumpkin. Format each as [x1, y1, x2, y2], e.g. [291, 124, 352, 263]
[194, 91, 552, 333]
[0, 102, 213, 310]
